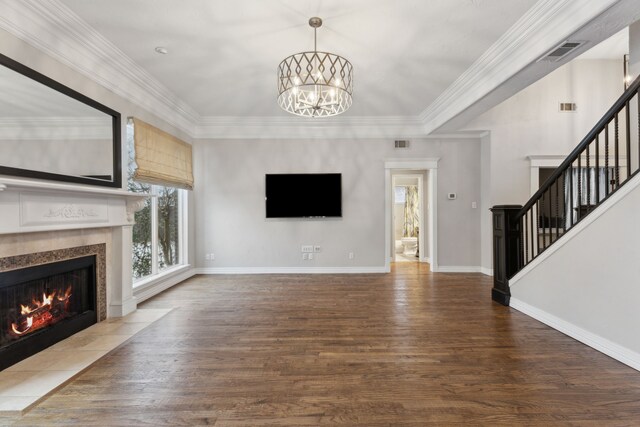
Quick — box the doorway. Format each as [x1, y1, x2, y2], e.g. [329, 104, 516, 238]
[392, 174, 423, 263]
[384, 159, 439, 272]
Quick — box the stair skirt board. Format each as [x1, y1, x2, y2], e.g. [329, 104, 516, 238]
[510, 297, 640, 372]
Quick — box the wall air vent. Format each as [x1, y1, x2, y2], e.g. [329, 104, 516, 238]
[394, 140, 410, 149]
[559, 102, 577, 112]
[538, 41, 585, 63]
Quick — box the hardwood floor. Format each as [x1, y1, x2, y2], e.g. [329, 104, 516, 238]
[3, 263, 640, 425]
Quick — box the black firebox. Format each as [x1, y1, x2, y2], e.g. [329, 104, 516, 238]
[0, 255, 97, 371]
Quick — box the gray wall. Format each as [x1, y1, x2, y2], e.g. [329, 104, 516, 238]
[194, 138, 481, 269]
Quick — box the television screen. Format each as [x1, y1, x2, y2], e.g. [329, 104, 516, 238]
[266, 173, 342, 218]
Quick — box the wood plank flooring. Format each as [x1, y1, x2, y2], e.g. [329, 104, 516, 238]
[3, 263, 640, 425]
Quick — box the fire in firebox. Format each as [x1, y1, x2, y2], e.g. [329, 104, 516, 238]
[9, 286, 72, 337]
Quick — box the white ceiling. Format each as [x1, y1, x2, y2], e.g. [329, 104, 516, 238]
[58, 0, 536, 118]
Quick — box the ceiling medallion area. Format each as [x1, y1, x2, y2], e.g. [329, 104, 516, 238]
[277, 17, 354, 118]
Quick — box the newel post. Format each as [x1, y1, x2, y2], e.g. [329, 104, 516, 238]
[490, 205, 522, 306]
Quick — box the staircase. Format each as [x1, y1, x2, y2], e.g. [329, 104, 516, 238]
[489, 75, 640, 370]
[491, 74, 640, 305]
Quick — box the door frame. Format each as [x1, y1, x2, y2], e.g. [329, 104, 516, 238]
[384, 158, 439, 272]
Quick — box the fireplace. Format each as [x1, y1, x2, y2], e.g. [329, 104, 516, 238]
[0, 255, 98, 371]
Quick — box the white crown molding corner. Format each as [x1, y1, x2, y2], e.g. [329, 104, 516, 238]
[418, 0, 620, 134]
[0, 0, 200, 137]
[510, 297, 640, 372]
[195, 266, 388, 275]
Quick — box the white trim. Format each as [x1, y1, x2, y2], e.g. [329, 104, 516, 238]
[384, 159, 439, 272]
[437, 266, 485, 273]
[419, 0, 620, 133]
[385, 158, 440, 170]
[479, 267, 494, 276]
[510, 297, 640, 372]
[510, 172, 640, 286]
[133, 264, 195, 303]
[195, 266, 387, 275]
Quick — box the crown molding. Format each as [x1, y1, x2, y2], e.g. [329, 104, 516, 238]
[0, 0, 625, 141]
[419, 0, 620, 133]
[195, 116, 428, 139]
[0, 0, 200, 136]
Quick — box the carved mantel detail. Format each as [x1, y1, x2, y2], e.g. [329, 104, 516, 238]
[43, 205, 99, 219]
[126, 197, 149, 222]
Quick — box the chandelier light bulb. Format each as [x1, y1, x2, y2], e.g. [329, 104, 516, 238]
[277, 17, 353, 117]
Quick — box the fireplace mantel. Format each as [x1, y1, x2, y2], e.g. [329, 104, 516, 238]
[0, 176, 148, 235]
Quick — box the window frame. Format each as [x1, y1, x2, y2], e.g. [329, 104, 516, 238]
[132, 184, 188, 286]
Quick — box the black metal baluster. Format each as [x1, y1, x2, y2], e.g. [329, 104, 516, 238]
[595, 134, 600, 203]
[524, 211, 528, 264]
[531, 210, 535, 260]
[586, 142, 591, 212]
[555, 177, 559, 242]
[615, 113, 620, 187]
[561, 173, 566, 235]
[626, 100, 631, 180]
[577, 154, 582, 220]
[569, 164, 574, 228]
[605, 124, 610, 196]
[536, 200, 540, 255]
[547, 189, 552, 247]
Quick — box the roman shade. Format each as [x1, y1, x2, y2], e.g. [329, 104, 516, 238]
[131, 118, 193, 190]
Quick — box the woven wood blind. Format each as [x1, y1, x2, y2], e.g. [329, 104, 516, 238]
[131, 118, 193, 190]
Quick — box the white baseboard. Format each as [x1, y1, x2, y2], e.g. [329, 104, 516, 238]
[133, 266, 196, 303]
[195, 266, 387, 275]
[480, 267, 494, 276]
[510, 297, 640, 372]
[436, 265, 484, 273]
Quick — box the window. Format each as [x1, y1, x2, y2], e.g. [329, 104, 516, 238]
[394, 186, 406, 204]
[128, 125, 186, 282]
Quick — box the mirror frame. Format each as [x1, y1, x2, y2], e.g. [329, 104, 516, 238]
[0, 53, 121, 188]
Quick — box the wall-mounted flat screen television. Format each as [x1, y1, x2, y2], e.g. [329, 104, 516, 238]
[265, 173, 342, 218]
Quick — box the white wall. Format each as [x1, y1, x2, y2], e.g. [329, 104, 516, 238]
[630, 20, 640, 77]
[463, 59, 623, 272]
[194, 138, 481, 270]
[509, 174, 640, 370]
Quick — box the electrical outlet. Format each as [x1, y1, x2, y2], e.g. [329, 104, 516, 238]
[205, 254, 211, 260]
[210, 253, 215, 260]
[348, 252, 354, 260]
[314, 246, 321, 253]
[471, 201, 477, 209]
[303, 253, 308, 260]
[301, 245, 314, 253]
[309, 253, 314, 260]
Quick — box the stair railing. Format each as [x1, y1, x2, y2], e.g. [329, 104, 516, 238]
[491, 75, 640, 305]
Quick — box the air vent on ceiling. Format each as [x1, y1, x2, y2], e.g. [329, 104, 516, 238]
[538, 41, 585, 63]
[559, 102, 577, 112]
[394, 140, 410, 149]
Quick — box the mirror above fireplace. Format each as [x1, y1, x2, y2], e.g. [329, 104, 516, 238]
[0, 53, 121, 188]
